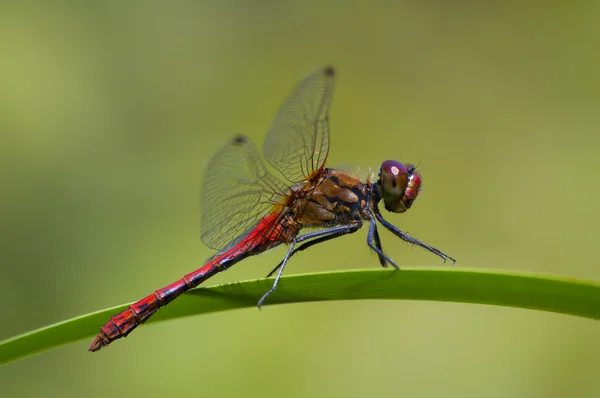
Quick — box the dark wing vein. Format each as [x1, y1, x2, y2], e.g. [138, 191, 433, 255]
[262, 66, 336, 184]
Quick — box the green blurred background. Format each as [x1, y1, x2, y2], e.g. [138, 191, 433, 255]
[1, 1, 600, 397]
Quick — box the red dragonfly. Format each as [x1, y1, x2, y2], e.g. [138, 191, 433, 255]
[89, 66, 455, 352]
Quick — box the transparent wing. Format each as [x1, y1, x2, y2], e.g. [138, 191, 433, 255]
[262, 66, 336, 184]
[200, 135, 289, 251]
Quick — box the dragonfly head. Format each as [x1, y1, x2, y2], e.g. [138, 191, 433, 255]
[376, 160, 422, 213]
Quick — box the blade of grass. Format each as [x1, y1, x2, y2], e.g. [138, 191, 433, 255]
[1, 268, 599, 366]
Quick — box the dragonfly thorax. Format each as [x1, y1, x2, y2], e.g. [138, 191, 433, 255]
[291, 168, 370, 227]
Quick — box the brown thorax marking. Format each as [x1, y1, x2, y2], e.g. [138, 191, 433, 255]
[292, 169, 369, 225]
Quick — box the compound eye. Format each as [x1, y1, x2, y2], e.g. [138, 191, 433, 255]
[378, 160, 409, 213]
[402, 167, 422, 210]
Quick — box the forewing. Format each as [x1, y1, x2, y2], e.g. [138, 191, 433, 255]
[262, 66, 336, 184]
[200, 135, 289, 251]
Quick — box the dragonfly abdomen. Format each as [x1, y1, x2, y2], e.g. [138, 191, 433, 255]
[89, 262, 221, 352]
[89, 214, 285, 352]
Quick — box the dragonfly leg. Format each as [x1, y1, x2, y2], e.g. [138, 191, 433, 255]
[257, 224, 362, 308]
[367, 218, 399, 269]
[374, 206, 456, 264]
[371, 222, 388, 268]
[265, 223, 362, 278]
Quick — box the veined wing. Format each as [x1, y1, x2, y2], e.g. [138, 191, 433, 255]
[200, 135, 289, 252]
[262, 66, 336, 184]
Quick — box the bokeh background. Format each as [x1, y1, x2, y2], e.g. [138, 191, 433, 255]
[1, 1, 600, 397]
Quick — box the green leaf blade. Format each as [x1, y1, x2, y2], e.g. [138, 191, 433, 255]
[1, 268, 599, 366]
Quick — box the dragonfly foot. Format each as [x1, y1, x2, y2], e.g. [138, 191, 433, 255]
[378, 253, 399, 269]
[257, 288, 275, 309]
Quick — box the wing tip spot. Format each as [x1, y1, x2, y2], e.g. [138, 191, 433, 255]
[233, 135, 247, 145]
[324, 66, 336, 77]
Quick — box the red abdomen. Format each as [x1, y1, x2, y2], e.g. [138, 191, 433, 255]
[89, 214, 286, 352]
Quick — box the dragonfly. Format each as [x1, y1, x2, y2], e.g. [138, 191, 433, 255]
[89, 66, 455, 352]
